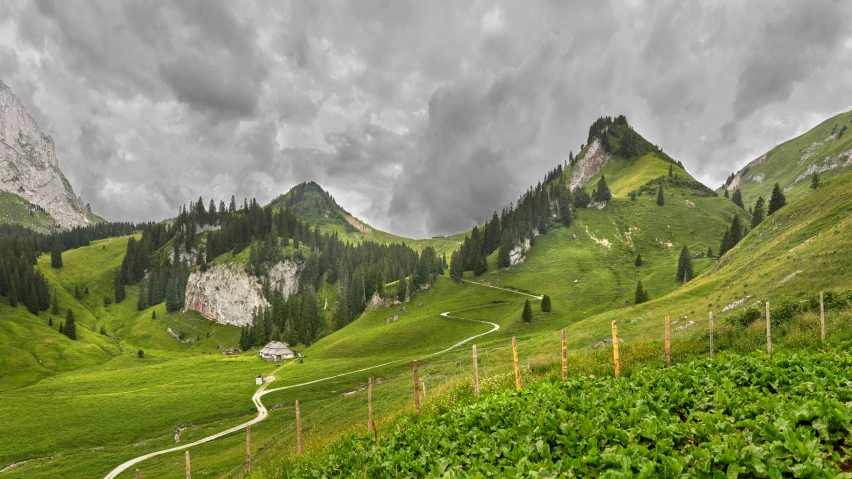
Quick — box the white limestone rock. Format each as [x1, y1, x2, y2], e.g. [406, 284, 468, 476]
[183, 260, 302, 326]
[0, 80, 92, 228]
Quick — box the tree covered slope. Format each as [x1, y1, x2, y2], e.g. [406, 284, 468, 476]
[269, 181, 462, 255]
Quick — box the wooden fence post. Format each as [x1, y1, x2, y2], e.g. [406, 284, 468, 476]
[512, 337, 521, 390]
[709, 312, 714, 359]
[766, 302, 772, 354]
[185, 450, 191, 479]
[296, 400, 302, 455]
[413, 360, 420, 415]
[472, 345, 479, 398]
[246, 424, 251, 475]
[820, 292, 825, 342]
[135, 469, 140, 479]
[367, 377, 373, 433]
[611, 321, 620, 378]
[561, 329, 567, 382]
[665, 315, 671, 368]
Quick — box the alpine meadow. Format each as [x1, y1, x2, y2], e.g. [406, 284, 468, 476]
[1, 2, 852, 478]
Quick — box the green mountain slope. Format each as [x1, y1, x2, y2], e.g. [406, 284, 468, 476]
[722, 109, 852, 207]
[0, 236, 242, 390]
[464, 118, 740, 323]
[0, 191, 56, 232]
[269, 180, 462, 255]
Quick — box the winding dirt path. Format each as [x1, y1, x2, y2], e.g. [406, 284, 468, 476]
[103, 283, 524, 478]
[461, 279, 542, 299]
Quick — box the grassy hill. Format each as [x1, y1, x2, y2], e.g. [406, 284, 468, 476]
[0, 191, 57, 232]
[722, 109, 852, 207]
[269, 181, 463, 255]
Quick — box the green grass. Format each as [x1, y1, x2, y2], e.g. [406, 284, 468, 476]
[725, 109, 852, 206]
[0, 190, 55, 232]
[584, 152, 695, 197]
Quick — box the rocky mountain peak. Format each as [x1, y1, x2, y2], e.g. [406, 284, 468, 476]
[0, 80, 94, 229]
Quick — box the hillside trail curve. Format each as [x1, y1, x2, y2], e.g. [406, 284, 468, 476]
[103, 281, 529, 478]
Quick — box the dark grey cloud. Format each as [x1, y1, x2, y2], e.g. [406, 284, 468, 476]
[1, 0, 850, 237]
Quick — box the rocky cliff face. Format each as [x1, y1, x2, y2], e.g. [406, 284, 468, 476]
[183, 260, 301, 327]
[569, 139, 611, 191]
[0, 80, 92, 228]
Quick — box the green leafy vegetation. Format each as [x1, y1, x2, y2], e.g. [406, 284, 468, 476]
[273, 347, 852, 478]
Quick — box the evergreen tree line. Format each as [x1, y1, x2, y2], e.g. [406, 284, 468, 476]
[0, 221, 138, 254]
[120, 195, 428, 346]
[586, 115, 680, 165]
[0, 237, 52, 315]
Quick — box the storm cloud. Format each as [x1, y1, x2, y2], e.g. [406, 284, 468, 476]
[1, 0, 850, 237]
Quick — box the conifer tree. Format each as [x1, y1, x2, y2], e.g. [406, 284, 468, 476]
[767, 183, 786, 215]
[449, 250, 463, 283]
[656, 184, 665, 206]
[731, 189, 744, 208]
[27, 284, 39, 314]
[635, 253, 642, 267]
[114, 271, 126, 303]
[64, 309, 77, 340]
[48, 317, 53, 327]
[51, 289, 59, 314]
[810, 173, 820, 189]
[58, 321, 63, 335]
[396, 271, 406, 302]
[51, 241, 63, 268]
[751, 196, 766, 228]
[593, 175, 612, 203]
[676, 246, 693, 284]
[8, 281, 17, 307]
[74, 284, 80, 300]
[723, 189, 729, 198]
[522, 299, 533, 322]
[668, 164, 673, 177]
[729, 215, 743, 247]
[497, 230, 513, 269]
[707, 246, 713, 257]
[719, 227, 732, 257]
[540, 294, 551, 312]
[137, 281, 149, 310]
[473, 253, 487, 276]
[634, 280, 648, 304]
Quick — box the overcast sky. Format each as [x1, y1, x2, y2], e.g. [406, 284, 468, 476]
[1, 1, 851, 237]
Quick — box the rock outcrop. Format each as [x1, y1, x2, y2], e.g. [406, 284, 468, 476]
[569, 139, 611, 191]
[183, 260, 302, 326]
[509, 238, 531, 266]
[0, 80, 92, 228]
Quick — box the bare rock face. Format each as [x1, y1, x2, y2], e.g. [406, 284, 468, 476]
[0, 80, 92, 228]
[569, 139, 611, 191]
[509, 238, 531, 266]
[183, 260, 302, 326]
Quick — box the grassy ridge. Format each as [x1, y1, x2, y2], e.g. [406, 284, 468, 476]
[726, 109, 852, 206]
